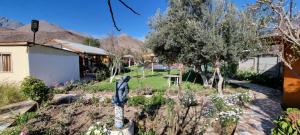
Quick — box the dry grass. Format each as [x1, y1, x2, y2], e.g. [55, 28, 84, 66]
[0, 83, 26, 107]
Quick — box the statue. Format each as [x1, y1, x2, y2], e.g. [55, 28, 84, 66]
[112, 76, 131, 129]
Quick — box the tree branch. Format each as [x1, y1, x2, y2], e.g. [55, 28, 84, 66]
[107, 0, 141, 31]
[107, 0, 121, 31]
[118, 0, 141, 15]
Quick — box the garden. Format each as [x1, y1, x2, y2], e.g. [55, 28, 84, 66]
[1, 66, 255, 135]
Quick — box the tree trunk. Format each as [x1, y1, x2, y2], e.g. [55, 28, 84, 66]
[209, 69, 216, 88]
[216, 63, 224, 96]
[199, 72, 209, 87]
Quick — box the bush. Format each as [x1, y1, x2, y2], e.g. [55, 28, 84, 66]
[179, 91, 197, 107]
[128, 96, 147, 106]
[234, 70, 258, 81]
[143, 94, 166, 116]
[21, 76, 48, 103]
[96, 70, 108, 82]
[272, 108, 300, 135]
[212, 96, 228, 112]
[0, 83, 26, 107]
[15, 112, 37, 126]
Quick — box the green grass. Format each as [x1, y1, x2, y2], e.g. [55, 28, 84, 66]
[0, 83, 26, 107]
[83, 66, 202, 92]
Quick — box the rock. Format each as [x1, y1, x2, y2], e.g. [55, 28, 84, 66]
[51, 94, 81, 105]
[110, 120, 134, 135]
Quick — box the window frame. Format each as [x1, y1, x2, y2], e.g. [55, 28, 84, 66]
[0, 52, 13, 73]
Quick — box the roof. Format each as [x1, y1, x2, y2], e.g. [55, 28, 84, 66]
[48, 39, 107, 56]
[0, 41, 78, 54]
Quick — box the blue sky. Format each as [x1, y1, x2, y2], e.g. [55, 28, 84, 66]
[0, 0, 297, 40]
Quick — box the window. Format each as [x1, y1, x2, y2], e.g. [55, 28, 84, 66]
[0, 53, 12, 72]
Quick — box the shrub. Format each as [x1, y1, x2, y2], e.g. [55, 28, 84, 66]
[21, 76, 48, 103]
[128, 96, 147, 106]
[146, 94, 166, 106]
[0, 83, 26, 107]
[85, 122, 110, 135]
[143, 94, 166, 116]
[179, 91, 197, 107]
[238, 93, 252, 104]
[96, 70, 108, 82]
[15, 112, 37, 126]
[272, 108, 300, 135]
[234, 70, 258, 81]
[212, 96, 228, 112]
[138, 129, 156, 135]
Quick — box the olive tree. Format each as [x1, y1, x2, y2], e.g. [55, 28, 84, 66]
[146, 0, 261, 95]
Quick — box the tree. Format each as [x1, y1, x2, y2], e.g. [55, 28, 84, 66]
[146, 0, 261, 95]
[251, 0, 300, 70]
[82, 37, 101, 47]
[105, 33, 125, 83]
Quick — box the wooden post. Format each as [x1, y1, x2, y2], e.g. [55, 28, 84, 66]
[152, 62, 154, 75]
[128, 58, 131, 67]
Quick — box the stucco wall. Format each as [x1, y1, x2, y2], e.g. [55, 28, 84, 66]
[28, 45, 80, 86]
[0, 46, 30, 84]
[239, 56, 281, 78]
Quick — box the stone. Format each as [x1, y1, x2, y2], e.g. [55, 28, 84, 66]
[51, 94, 80, 105]
[0, 100, 36, 133]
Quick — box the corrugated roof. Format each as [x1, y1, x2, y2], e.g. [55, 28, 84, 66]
[49, 39, 107, 56]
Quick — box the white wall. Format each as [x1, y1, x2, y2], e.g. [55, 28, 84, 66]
[0, 46, 30, 84]
[28, 45, 80, 86]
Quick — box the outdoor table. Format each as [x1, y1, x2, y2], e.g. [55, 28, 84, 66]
[164, 75, 180, 87]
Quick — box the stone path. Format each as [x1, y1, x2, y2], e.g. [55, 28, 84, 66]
[228, 80, 282, 135]
[0, 100, 36, 132]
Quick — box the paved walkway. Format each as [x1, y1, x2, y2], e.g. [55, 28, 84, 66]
[228, 80, 282, 135]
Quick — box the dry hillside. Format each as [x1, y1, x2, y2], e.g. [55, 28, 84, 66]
[100, 34, 144, 54]
[0, 20, 86, 44]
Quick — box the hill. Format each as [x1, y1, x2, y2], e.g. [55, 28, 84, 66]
[100, 34, 144, 54]
[0, 19, 86, 44]
[0, 17, 24, 29]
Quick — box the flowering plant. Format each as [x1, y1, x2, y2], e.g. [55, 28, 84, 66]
[219, 107, 242, 127]
[179, 91, 197, 107]
[86, 122, 110, 135]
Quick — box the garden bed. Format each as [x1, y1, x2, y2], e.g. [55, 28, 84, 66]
[1, 85, 252, 135]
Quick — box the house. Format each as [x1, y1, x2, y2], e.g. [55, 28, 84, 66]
[0, 41, 80, 86]
[46, 39, 109, 78]
[264, 33, 300, 108]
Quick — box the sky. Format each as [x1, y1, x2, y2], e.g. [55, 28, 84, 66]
[0, 0, 298, 40]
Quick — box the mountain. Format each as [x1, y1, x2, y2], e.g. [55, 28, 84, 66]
[100, 34, 144, 53]
[17, 20, 65, 32]
[0, 17, 24, 29]
[0, 19, 86, 44]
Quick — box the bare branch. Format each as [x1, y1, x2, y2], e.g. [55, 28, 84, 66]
[107, 0, 121, 31]
[118, 0, 141, 15]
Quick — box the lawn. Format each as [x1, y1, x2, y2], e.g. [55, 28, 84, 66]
[83, 66, 204, 92]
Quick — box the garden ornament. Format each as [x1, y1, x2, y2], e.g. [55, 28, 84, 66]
[112, 76, 131, 129]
